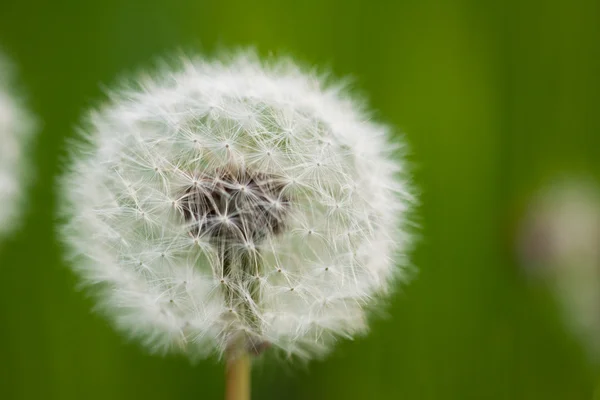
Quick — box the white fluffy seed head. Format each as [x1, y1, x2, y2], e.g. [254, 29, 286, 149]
[0, 54, 35, 240]
[59, 51, 415, 361]
[518, 178, 600, 360]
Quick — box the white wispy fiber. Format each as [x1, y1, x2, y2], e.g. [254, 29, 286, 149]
[0, 55, 35, 240]
[59, 51, 414, 361]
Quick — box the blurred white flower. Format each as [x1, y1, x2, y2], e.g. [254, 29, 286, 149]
[518, 178, 600, 360]
[0, 54, 35, 241]
[59, 51, 414, 360]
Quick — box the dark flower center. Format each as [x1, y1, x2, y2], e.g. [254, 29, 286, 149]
[181, 167, 289, 244]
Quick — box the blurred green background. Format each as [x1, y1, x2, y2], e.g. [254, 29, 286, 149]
[1, 0, 600, 399]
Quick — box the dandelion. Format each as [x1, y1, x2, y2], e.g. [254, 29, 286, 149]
[59, 50, 414, 399]
[518, 178, 600, 362]
[0, 54, 35, 241]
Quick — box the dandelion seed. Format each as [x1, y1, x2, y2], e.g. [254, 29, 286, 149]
[59, 51, 414, 386]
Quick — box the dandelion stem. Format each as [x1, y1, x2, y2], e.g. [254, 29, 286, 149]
[225, 351, 251, 400]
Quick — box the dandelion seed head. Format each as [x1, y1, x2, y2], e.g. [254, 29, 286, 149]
[0, 55, 35, 240]
[59, 50, 414, 360]
[518, 178, 600, 361]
